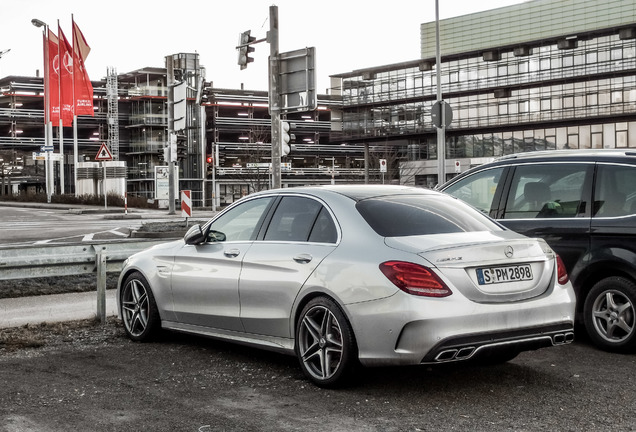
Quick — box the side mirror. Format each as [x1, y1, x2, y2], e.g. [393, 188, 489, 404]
[184, 224, 206, 245]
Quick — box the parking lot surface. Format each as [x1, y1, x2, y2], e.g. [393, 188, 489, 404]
[1, 319, 636, 432]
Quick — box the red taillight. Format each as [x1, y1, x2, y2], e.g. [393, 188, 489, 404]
[380, 261, 452, 297]
[556, 254, 569, 285]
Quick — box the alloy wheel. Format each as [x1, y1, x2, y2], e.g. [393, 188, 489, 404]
[121, 278, 150, 337]
[591, 289, 635, 343]
[298, 305, 344, 382]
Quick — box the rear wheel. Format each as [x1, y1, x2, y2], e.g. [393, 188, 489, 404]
[584, 277, 636, 353]
[120, 271, 161, 342]
[295, 297, 357, 388]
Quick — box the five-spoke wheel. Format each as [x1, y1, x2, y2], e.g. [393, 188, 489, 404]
[121, 271, 160, 342]
[584, 277, 636, 353]
[296, 297, 356, 388]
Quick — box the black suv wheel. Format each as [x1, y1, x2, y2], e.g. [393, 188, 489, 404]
[584, 277, 636, 353]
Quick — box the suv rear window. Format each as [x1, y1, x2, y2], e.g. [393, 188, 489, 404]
[594, 164, 636, 217]
[356, 195, 502, 237]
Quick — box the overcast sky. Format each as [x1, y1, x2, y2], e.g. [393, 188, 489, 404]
[1, 0, 526, 93]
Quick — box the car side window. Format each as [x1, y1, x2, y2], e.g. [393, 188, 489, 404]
[308, 207, 338, 243]
[207, 197, 274, 242]
[503, 164, 587, 219]
[594, 164, 636, 217]
[442, 167, 504, 214]
[264, 196, 327, 242]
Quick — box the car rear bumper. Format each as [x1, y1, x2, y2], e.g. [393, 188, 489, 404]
[345, 284, 576, 367]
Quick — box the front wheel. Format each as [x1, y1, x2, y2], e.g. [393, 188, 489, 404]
[295, 297, 357, 388]
[584, 276, 636, 353]
[120, 271, 161, 342]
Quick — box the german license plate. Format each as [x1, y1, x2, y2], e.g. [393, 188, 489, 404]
[476, 264, 533, 285]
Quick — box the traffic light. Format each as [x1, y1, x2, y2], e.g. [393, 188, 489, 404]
[169, 133, 177, 163]
[176, 134, 188, 160]
[206, 155, 214, 176]
[158, 146, 168, 163]
[280, 120, 291, 156]
[237, 30, 256, 70]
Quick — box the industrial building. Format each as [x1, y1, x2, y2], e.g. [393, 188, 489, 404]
[330, 0, 636, 187]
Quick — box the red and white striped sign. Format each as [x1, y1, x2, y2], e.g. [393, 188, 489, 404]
[181, 190, 192, 218]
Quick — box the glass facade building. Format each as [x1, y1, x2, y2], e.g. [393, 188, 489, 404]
[330, 0, 636, 187]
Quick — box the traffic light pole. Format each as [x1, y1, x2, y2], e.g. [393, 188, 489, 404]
[269, 5, 282, 190]
[166, 55, 176, 215]
[435, 0, 446, 186]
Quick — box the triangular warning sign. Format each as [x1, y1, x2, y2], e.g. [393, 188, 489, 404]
[95, 143, 113, 161]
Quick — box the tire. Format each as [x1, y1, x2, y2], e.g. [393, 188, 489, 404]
[120, 271, 161, 342]
[295, 297, 357, 388]
[584, 276, 636, 353]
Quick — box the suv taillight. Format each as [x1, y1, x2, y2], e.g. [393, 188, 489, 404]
[556, 254, 569, 285]
[380, 261, 452, 297]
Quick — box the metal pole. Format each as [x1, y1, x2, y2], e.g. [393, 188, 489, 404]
[213, 143, 218, 212]
[103, 161, 107, 209]
[96, 251, 106, 324]
[166, 55, 176, 215]
[269, 5, 282, 189]
[73, 115, 78, 196]
[364, 144, 369, 184]
[435, 0, 446, 185]
[40, 22, 52, 203]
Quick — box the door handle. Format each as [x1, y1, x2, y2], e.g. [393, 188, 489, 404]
[224, 248, 240, 258]
[293, 253, 313, 264]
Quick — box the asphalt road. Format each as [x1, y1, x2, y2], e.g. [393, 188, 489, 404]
[1, 319, 636, 432]
[0, 203, 214, 245]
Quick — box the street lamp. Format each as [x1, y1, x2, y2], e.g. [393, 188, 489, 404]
[31, 18, 53, 203]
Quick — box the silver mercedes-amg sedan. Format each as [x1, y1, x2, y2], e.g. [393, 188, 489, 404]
[117, 185, 575, 387]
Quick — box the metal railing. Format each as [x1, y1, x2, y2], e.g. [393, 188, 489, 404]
[0, 239, 167, 322]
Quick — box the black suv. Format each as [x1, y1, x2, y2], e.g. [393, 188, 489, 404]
[439, 150, 636, 352]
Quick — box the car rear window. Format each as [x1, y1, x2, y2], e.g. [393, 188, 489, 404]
[356, 194, 502, 237]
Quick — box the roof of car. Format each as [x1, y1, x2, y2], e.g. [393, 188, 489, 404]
[494, 149, 636, 163]
[438, 149, 636, 190]
[255, 184, 439, 202]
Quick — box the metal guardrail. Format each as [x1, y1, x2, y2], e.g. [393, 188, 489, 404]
[0, 239, 168, 322]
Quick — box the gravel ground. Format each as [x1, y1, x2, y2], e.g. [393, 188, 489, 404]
[2, 318, 636, 431]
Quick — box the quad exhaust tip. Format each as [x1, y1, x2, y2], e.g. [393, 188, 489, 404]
[433, 332, 574, 363]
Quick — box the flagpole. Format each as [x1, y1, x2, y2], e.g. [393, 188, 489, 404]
[72, 14, 78, 197]
[56, 20, 65, 194]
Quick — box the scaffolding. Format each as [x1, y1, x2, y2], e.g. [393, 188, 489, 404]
[107, 66, 119, 160]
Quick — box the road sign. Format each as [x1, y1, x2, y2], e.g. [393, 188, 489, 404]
[95, 143, 113, 161]
[181, 190, 192, 218]
[278, 47, 317, 114]
[380, 159, 387, 173]
[431, 101, 453, 128]
[32, 152, 62, 161]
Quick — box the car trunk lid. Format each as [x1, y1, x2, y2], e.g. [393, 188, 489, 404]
[385, 232, 556, 303]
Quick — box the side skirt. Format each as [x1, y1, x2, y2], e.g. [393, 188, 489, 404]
[161, 320, 295, 355]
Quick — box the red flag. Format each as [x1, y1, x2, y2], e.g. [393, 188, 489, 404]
[72, 19, 94, 117]
[46, 29, 60, 125]
[58, 25, 74, 126]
